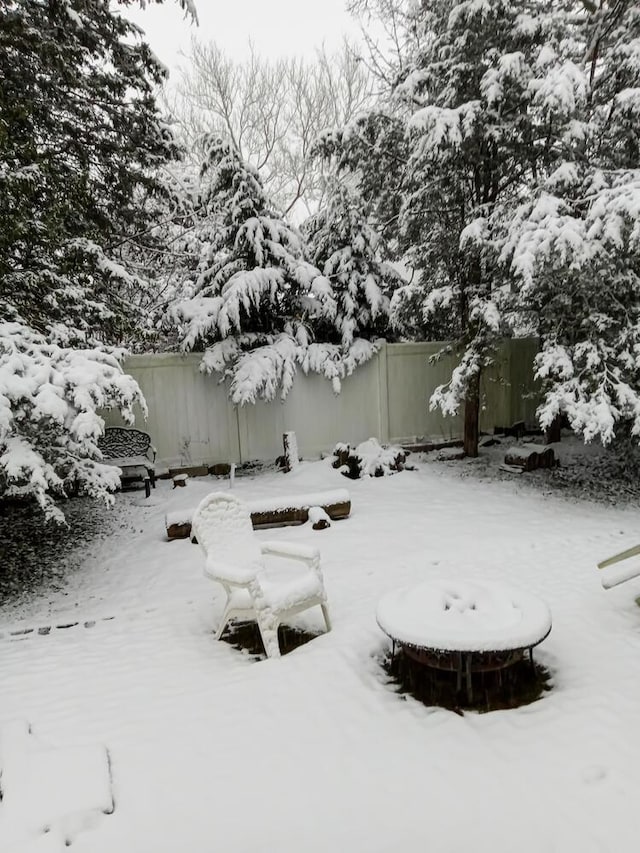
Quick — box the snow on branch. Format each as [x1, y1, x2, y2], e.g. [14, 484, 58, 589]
[528, 61, 588, 118]
[535, 342, 640, 445]
[408, 102, 481, 150]
[135, 0, 198, 23]
[198, 334, 380, 404]
[227, 335, 300, 404]
[0, 322, 146, 521]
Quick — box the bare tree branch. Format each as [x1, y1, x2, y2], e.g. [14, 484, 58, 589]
[165, 39, 375, 219]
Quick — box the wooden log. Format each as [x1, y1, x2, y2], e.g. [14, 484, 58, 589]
[166, 520, 193, 539]
[401, 440, 463, 453]
[503, 445, 555, 472]
[538, 448, 555, 469]
[504, 449, 537, 471]
[165, 489, 351, 540]
[168, 464, 210, 478]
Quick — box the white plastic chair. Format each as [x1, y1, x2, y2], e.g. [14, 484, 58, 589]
[191, 492, 331, 658]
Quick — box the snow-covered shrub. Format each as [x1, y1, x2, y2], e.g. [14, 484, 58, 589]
[332, 438, 409, 479]
[0, 322, 145, 522]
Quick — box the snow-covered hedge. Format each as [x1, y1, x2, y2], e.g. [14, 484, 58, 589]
[0, 322, 145, 522]
[332, 438, 409, 479]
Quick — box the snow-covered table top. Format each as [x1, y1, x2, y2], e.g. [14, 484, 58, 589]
[376, 579, 552, 653]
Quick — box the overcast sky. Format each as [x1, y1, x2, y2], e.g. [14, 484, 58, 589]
[126, 0, 363, 77]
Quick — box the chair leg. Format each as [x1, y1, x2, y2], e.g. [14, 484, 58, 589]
[256, 613, 281, 658]
[215, 604, 234, 640]
[321, 603, 332, 632]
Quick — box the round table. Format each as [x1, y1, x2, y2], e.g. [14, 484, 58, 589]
[376, 579, 552, 703]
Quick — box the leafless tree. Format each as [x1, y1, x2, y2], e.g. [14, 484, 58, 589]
[165, 39, 374, 220]
[347, 0, 424, 88]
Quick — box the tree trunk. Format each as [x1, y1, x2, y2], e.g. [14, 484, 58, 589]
[544, 414, 562, 445]
[463, 372, 481, 458]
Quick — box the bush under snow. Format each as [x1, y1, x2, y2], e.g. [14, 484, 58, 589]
[332, 437, 410, 479]
[0, 322, 145, 522]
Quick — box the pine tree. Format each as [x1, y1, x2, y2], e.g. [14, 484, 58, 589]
[389, 0, 576, 455]
[304, 180, 399, 349]
[0, 0, 190, 344]
[309, 1, 640, 449]
[0, 322, 145, 522]
[319, 1, 556, 454]
[501, 0, 640, 444]
[0, 0, 195, 517]
[170, 137, 328, 403]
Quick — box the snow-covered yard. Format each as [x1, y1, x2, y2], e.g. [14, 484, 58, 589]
[2, 455, 640, 852]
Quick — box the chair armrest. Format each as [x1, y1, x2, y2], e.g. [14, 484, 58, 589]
[597, 543, 640, 569]
[204, 556, 258, 586]
[147, 444, 157, 463]
[260, 540, 320, 565]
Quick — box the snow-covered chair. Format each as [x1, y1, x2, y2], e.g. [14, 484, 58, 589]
[598, 543, 640, 588]
[192, 492, 331, 658]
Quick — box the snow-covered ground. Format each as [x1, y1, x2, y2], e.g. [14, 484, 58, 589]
[3, 452, 640, 852]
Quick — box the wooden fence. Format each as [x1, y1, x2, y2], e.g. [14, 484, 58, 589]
[103, 339, 541, 468]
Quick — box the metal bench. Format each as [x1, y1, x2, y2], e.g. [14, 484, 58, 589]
[98, 427, 157, 498]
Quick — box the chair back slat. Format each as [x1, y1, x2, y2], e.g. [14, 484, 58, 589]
[98, 427, 151, 459]
[192, 492, 261, 567]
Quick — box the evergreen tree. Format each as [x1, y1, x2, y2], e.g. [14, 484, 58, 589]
[389, 0, 560, 455]
[0, 0, 194, 344]
[170, 137, 318, 403]
[320, 1, 556, 454]
[174, 138, 318, 343]
[0, 322, 145, 521]
[339, 0, 640, 449]
[501, 0, 640, 444]
[304, 180, 399, 349]
[170, 138, 377, 403]
[0, 0, 195, 517]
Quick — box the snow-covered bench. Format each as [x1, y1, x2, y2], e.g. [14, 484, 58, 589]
[98, 427, 156, 498]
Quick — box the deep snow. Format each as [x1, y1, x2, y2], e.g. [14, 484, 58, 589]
[2, 455, 640, 852]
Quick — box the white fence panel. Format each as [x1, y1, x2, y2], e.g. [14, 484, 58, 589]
[103, 353, 239, 468]
[386, 343, 463, 442]
[238, 356, 384, 462]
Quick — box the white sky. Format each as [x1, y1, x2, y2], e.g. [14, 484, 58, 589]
[126, 0, 363, 77]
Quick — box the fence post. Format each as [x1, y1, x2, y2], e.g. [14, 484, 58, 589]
[377, 341, 390, 443]
[229, 403, 243, 464]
